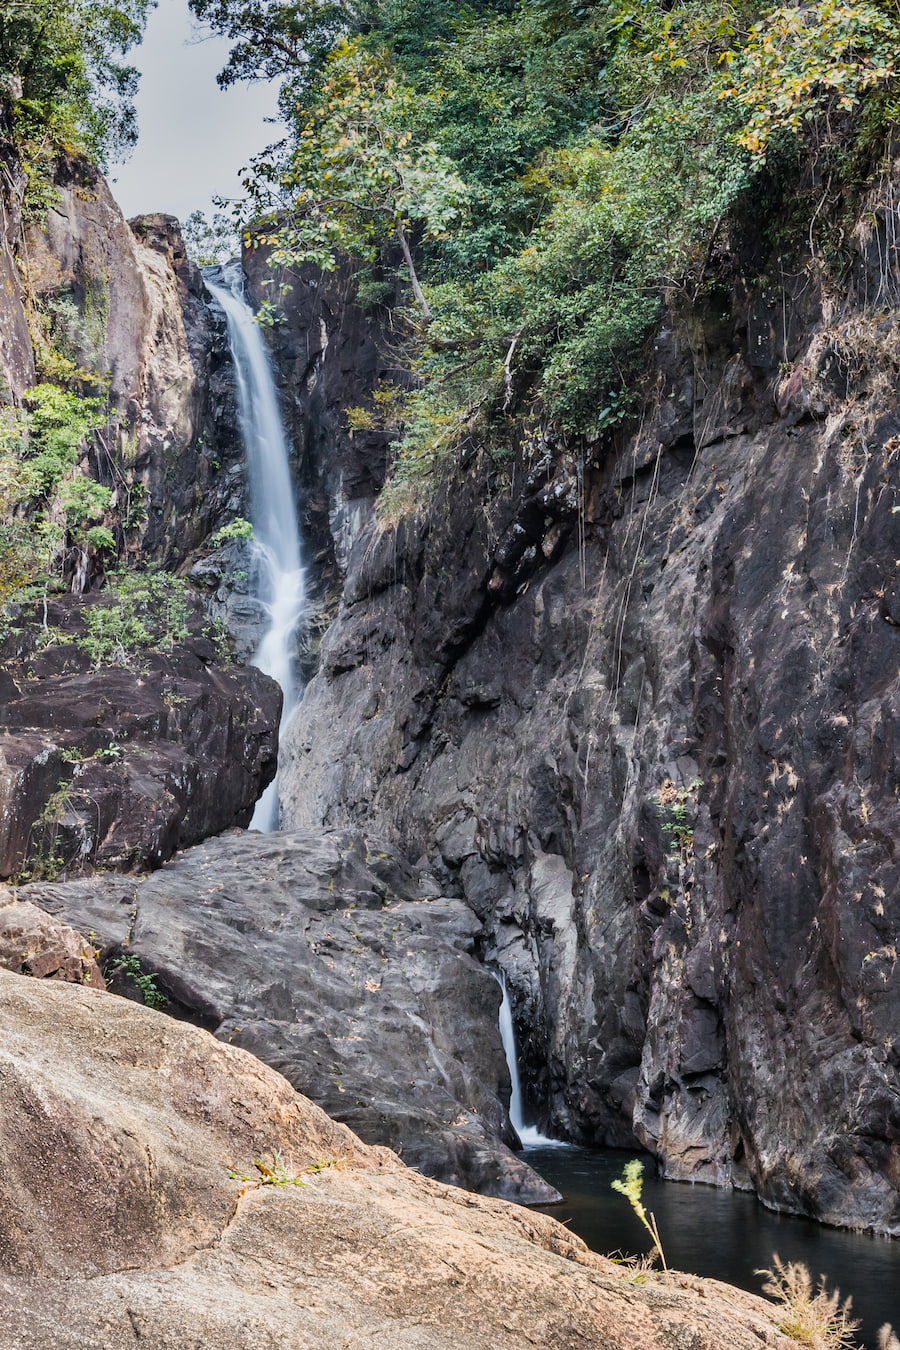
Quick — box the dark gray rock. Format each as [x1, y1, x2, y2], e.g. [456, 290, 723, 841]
[22, 827, 560, 1204]
[274, 181, 900, 1232]
[0, 596, 280, 877]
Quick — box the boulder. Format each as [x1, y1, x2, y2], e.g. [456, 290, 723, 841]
[22, 827, 559, 1203]
[0, 889, 104, 987]
[0, 611, 280, 877]
[0, 967, 796, 1350]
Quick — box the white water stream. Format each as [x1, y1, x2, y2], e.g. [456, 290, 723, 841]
[204, 264, 307, 832]
[496, 973, 562, 1147]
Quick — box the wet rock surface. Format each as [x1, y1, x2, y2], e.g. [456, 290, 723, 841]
[0, 967, 796, 1350]
[22, 827, 559, 1203]
[277, 211, 900, 1230]
[0, 595, 280, 878]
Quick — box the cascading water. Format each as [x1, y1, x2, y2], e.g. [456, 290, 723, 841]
[496, 973, 562, 1148]
[204, 263, 307, 831]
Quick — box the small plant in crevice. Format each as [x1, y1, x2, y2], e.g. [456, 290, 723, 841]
[227, 1152, 347, 1193]
[611, 1159, 668, 1274]
[657, 777, 702, 856]
[606, 1249, 659, 1284]
[107, 952, 168, 1010]
[209, 517, 254, 548]
[758, 1256, 859, 1348]
[17, 776, 78, 882]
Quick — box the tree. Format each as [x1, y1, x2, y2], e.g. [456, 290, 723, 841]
[188, 0, 362, 109]
[244, 40, 468, 319]
[183, 209, 239, 265]
[0, 0, 156, 164]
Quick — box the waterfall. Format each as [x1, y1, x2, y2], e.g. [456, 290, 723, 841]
[495, 973, 561, 1148]
[204, 263, 307, 832]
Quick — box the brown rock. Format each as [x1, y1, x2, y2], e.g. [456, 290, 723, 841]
[0, 631, 280, 878]
[0, 895, 104, 987]
[0, 968, 793, 1349]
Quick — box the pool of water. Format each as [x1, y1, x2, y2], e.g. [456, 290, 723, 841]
[527, 1144, 900, 1347]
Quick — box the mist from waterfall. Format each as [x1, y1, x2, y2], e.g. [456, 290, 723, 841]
[204, 263, 307, 831]
[496, 973, 561, 1148]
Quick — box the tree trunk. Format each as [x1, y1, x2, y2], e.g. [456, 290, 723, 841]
[396, 224, 432, 322]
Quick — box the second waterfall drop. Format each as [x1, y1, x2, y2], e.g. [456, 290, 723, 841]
[205, 263, 307, 831]
[497, 973, 561, 1148]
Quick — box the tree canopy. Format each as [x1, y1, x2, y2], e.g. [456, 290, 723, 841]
[197, 0, 900, 508]
[0, 0, 156, 165]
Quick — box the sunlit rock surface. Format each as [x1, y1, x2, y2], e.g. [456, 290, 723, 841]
[0, 968, 795, 1350]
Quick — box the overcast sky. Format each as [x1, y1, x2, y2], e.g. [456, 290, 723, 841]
[109, 0, 282, 224]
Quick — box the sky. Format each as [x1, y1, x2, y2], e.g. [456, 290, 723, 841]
[109, 0, 282, 225]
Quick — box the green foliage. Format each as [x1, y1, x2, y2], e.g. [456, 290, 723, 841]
[611, 1159, 668, 1273]
[77, 569, 190, 666]
[59, 475, 112, 527]
[23, 383, 106, 494]
[723, 0, 900, 160]
[28, 286, 111, 386]
[108, 952, 168, 1009]
[0, 0, 154, 226]
[0, 408, 40, 608]
[201, 0, 900, 511]
[210, 516, 254, 546]
[85, 524, 116, 552]
[182, 209, 240, 266]
[244, 39, 468, 315]
[21, 775, 77, 882]
[0, 384, 115, 609]
[658, 777, 702, 855]
[189, 0, 348, 110]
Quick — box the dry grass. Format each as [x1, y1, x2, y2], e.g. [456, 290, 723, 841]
[758, 1256, 859, 1349]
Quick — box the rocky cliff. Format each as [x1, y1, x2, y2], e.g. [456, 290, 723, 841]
[275, 167, 900, 1233]
[0, 144, 282, 873]
[10, 157, 244, 570]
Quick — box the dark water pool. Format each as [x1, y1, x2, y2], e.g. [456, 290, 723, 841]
[526, 1144, 900, 1347]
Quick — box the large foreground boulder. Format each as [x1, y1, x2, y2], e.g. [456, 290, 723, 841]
[0, 967, 796, 1349]
[23, 827, 558, 1203]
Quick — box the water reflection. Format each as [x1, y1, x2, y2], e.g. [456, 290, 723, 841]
[527, 1145, 900, 1347]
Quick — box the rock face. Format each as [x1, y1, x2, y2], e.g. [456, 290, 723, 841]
[23, 167, 245, 571]
[276, 175, 900, 1231]
[0, 887, 104, 986]
[0, 140, 251, 581]
[0, 595, 280, 878]
[0, 133, 35, 402]
[0, 966, 796, 1349]
[22, 827, 559, 1203]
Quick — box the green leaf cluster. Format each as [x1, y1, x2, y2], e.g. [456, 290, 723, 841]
[200, 0, 900, 509]
[0, 0, 156, 173]
[24, 383, 106, 493]
[210, 516, 255, 547]
[0, 383, 115, 610]
[78, 569, 191, 667]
